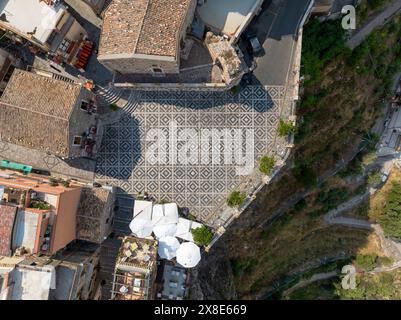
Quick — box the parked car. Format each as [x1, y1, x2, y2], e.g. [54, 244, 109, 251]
[381, 171, 390, 183]
[248, 36, 263, 55]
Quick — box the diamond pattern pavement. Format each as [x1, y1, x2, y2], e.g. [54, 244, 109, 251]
[95, 86, 283, 222]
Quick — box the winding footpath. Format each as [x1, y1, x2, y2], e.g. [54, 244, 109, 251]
[347, 0, 401, 49]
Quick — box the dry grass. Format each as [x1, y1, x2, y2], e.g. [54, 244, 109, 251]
[357, 232, 383, 256]
[368, 169, 401, 221]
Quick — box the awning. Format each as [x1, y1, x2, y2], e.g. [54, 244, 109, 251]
[74, 41, 94, 70]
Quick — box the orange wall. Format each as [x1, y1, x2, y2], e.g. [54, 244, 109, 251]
[50, 187, 82, 254]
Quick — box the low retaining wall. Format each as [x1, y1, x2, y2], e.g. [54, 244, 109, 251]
[113, 80, 240, 92]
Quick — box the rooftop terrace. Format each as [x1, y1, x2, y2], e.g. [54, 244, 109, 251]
[0, 0, 66, 43]
[111, 236, 158, 300]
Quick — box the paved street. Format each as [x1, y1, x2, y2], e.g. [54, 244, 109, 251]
[94, 86, 283, 223]
[0, 141, 96, 181]
[250, 0, 311, 85]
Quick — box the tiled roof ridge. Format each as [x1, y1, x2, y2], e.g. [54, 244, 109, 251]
[1, 69, 81, 120]
[0, 101, 70, 121]
[11, 69, 80, 94]
[133, 0, 152, 55]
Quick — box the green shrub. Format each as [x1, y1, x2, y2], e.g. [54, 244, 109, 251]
[355, 254, 377, 271]
[192, 225, 214, 246]
[292, 163, 318, 187]
[278, 120, 296, 137]
[49, 177, 59, 186]
[230, 86, 241, 95]
[294, 198, 307, 212]
[227, 191, 246, 208]
[362, 151, 377, 166]
[301, 19, 347, 84]
[110, 103, 119, 111]
[187, 213, 197, 221]
[259, 156, 276, 175]
[378, 256, 393, 267]
[367, 172, 382, 185]
[339, 157, 364, 178]
[316, 187, 350, 211]
[378, 182, 401, 239]
[62, 179, 71, 188]
[30, 200, 50, 210]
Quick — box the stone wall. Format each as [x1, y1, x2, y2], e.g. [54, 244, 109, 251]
[179, 0, 197, 47]
[99, 55, 180, 75]
[113, 81, 238, 91]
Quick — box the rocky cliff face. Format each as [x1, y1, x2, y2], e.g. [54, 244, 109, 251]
[188, 180, 281, 300]
[186, 160, 289, 298]
[189, 235, 237, 300]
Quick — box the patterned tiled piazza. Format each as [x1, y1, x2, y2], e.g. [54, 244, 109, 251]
[95, 86, 283, 222]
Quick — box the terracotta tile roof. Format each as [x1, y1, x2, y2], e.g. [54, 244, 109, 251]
[0, 70, 83, 157]
[99, 0, 194, 58]
[0, 204, 18, 256]
[76, 187, 111, 243]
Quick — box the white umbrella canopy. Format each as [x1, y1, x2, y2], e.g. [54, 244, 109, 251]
[158, 236, 180, 260]
[176, 242, 201, 268]
[129, 219, 153, 238]
[133, 200, 153, 219]
[152, 203, 179, 226]
[153, 223, 177, 239]
[129, 200, 153, 238]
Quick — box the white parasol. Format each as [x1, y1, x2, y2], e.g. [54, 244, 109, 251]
[129, 200, 153, 238]
[153, 223, 177, 239]
[157, 236, 180, 260]
[151, 203, 179, 226]
[176, 242, 201, 268]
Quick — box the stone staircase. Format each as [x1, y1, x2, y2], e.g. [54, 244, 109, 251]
[95, 85, 124, 106]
